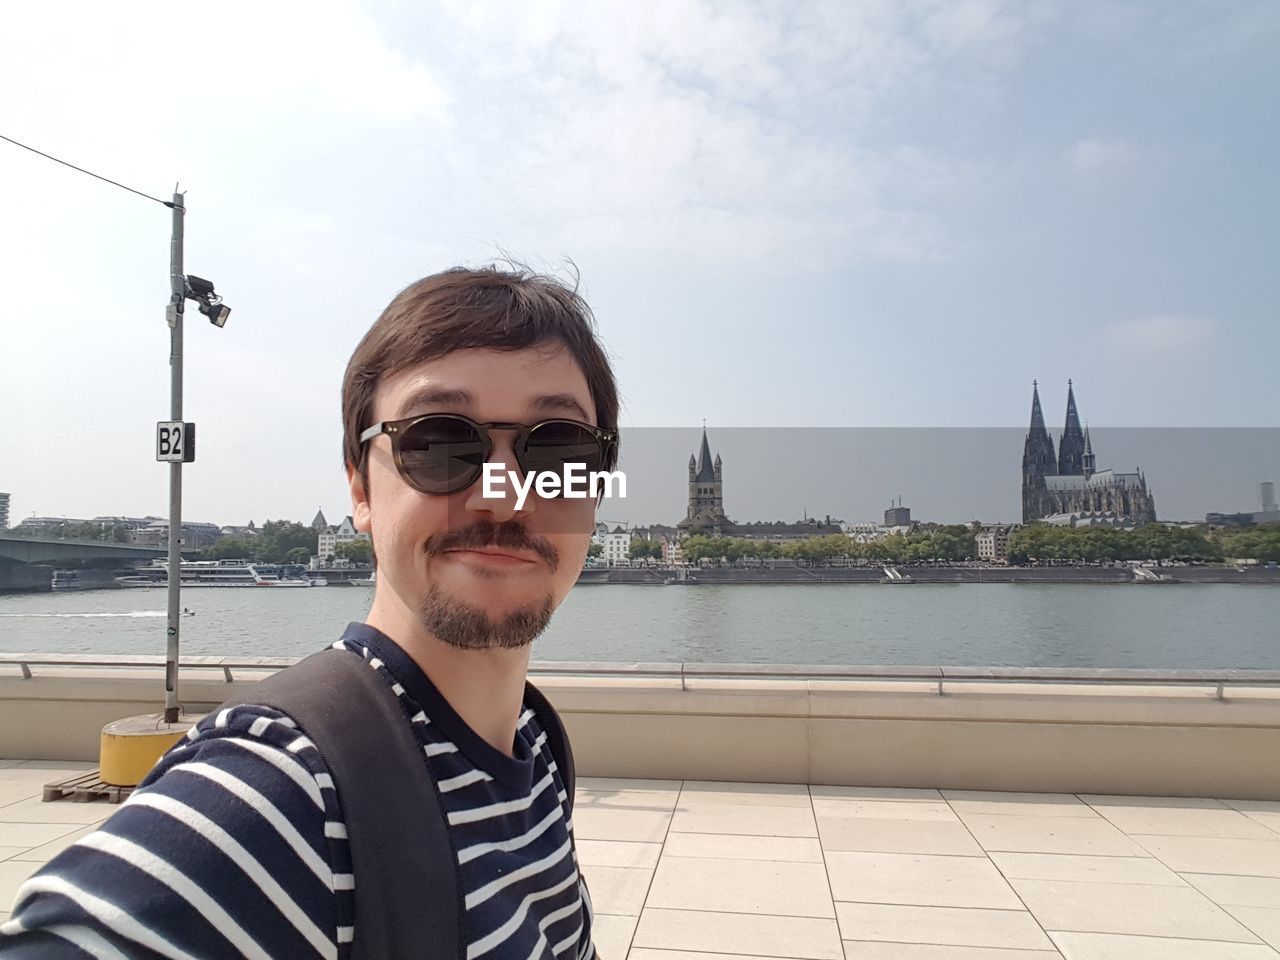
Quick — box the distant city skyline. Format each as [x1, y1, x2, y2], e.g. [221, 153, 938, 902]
[7, 427, 1277, 532]
[3, 3, 1278, 525]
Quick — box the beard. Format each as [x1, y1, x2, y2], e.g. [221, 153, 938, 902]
[418, 582, 555, 651]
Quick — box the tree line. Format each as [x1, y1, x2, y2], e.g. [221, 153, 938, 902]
[644, 522, 1280, 565]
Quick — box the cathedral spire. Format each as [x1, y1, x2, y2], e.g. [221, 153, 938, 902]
[1082, 421, 1095, 479]
[1022, 381, 1057, 523]
[1028, 380, 1047, 434]
[1058, 379, 1087, 476]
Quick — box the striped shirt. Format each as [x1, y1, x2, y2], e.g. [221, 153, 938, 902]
[0, 622, 596, 959]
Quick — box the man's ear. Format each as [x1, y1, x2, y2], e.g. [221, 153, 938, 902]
[347, 463, 372, 533]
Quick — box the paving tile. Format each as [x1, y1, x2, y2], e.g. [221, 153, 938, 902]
[811, 786, 943, 802]
[0, 783, 42, 807]
[662, 831, 824, 862]
[844, 944, 1064, 959]
[0, 797, 114, 826]
[1082, 794, 1230, 809]
[1234, 810, 1280, 837]
[577, 785, 681, 812]
[1228, 801, 1280, 814]
[1050, 931, 1278, 959]
[632, 907, 843, 959]
[1183, 873, 1280, 908]
[0, 762, 96, 782]
[813, 798, 959, 822]
[577, 777, 682, 795]
[646, 855, 834, 918]
[680, 781, 812, 808]
[579, 865, 652, 916]
[1009, 878, 1260, 942]
[987, 851, 1184, 886]
[0, 822, 88, 849]
[1133, 835, 1280, 877]
[669, 801, 817, 838]
[574, 806, 672, 844]
[7, 824, 99, 864]
[1078, 800, 1277, 840]
[0, 860, 42, 907]
[1222, 905, 1280, 950]
[818, 817, 984, 856]
[575, 839, 662, 870]
[588, 912, 636, 958]
[835, 903, 1053, 950]
[942, 791, 1095, 819]
[826, 852, 1022, 909]
[960, 815, 1144, 856]
[576, 789, 680, 812]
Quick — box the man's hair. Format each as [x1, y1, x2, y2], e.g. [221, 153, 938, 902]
[342, 265, 620, 480]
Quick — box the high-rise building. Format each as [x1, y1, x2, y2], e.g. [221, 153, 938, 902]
[1262, 481, 1277, 514]
[0, 492, 9, 529]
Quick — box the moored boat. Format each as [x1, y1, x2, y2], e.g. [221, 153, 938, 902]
[116, 559, 325, 588]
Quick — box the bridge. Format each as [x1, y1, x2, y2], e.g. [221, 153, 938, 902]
[0, 532, 170, 566]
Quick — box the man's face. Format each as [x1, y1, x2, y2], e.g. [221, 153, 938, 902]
[350, 343, 598, 651]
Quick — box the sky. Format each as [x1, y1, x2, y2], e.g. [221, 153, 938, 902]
[1, 0, 1277, 528]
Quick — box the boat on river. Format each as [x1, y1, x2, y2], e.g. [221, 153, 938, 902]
[116, 559, 326, 588]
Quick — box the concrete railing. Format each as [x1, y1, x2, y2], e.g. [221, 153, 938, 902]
[3, 654, 1280, 800]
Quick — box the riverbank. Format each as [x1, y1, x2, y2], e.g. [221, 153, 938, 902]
[576, 564, 1280, 585]
[5, 562, 1278, 594]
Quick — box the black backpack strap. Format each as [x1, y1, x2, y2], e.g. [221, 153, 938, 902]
[218, 649, 462, 960]
[523, 680, 575, 815]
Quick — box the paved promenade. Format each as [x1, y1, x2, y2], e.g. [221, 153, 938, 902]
[3, 761, 1280, 958]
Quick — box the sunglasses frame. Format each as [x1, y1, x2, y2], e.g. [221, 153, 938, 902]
[359, 413, 619, 496]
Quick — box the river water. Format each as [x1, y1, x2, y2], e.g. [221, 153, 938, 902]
[0, 583, 1277, 669]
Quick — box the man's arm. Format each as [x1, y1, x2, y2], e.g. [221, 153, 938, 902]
[0, 706, 353, 959]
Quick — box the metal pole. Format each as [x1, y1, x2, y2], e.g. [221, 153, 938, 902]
[164, 191, 185, 724]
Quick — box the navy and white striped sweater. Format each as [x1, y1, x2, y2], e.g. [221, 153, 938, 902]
[0, 623, 596, 959]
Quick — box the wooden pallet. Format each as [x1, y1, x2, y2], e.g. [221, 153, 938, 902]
[43, 770, 134, 804]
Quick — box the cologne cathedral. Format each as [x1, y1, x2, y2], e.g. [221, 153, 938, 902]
[1021, 381, 1157, 524]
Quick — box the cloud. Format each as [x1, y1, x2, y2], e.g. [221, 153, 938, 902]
[1071, 138, 1137, 176]
[1104, 315, 1216, 355]
[408, 0, 1044, 267]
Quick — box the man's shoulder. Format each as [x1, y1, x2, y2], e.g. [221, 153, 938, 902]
[0, 701, 355, 958]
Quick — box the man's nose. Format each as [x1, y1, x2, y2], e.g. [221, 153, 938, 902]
[464, 438, 533, 522]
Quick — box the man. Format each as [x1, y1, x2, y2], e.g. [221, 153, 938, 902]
[0, 266, 617, 958]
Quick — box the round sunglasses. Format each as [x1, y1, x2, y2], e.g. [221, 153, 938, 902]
[360, 413, 619, 496]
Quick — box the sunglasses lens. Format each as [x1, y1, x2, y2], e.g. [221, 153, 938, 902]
[523, 421, 606, 485]
[398, 416, 485, 493]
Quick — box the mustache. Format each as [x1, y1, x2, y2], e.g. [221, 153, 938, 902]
[425, 520, 560, 571]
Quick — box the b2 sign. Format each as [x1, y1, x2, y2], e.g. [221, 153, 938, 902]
[156, 422, 196, 463]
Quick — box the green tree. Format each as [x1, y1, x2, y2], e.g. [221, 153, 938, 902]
[334, 540, 373, 564]
[206, 535, 260, 561]
[586, 543, 603, 560]
[628, 539, 662, 561]
[287, 546, 312, 565]
[256, 520, 319, 563]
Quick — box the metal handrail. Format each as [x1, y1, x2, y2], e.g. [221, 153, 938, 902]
[2, 653, 1279, 699]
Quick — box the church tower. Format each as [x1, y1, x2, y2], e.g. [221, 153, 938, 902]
[1057, 379, 1086, 476]
[680, 426, 729, 535]
[1021, 381, 1057, 523]
[1082, 423, 1096, 480]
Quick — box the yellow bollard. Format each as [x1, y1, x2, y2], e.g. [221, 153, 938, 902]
[99, 714, 195, 787]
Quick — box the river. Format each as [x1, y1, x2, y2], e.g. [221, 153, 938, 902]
[0, 583, 1277, 668]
